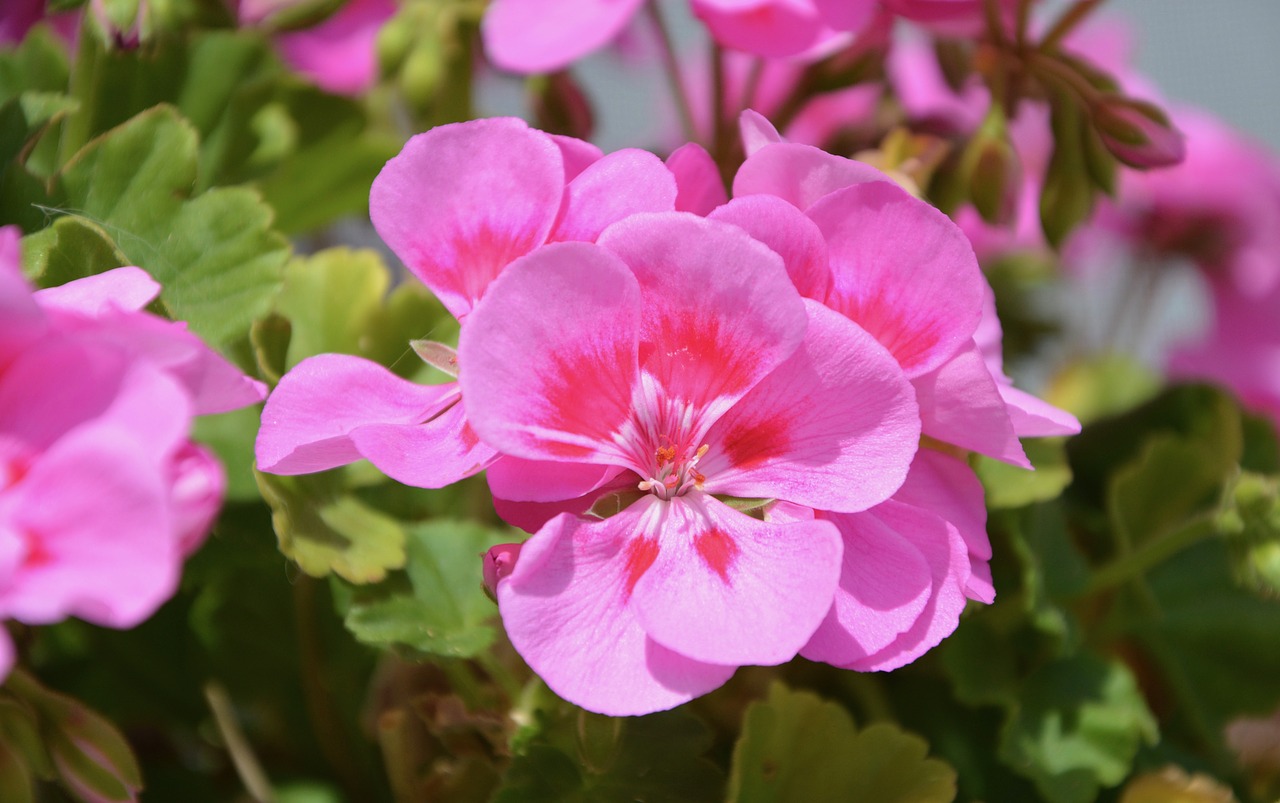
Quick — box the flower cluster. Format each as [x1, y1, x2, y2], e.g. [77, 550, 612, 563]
[257, 117, 1078, 715]
[0, 228, 265, 679]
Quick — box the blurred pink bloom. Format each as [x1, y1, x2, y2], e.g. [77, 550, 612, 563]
[256, 118, 677, 489]
[463, 214, 919, 714]
[0, 0, 77, 46]
[0, 227, 264, 679]
[272, 0, 395, 95]
[884, 0, 1021, 36]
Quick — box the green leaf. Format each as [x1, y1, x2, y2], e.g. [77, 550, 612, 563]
[55, 105, 288, 346]
[495, 708, 723, 803]
[254, 470, 407, 583]
[274, 247, 392, 367]
[192, 405, 262, 502]
[20, 215, 128, 286]
[1045, 354, 1160, 427]
[728, 683, 956, 803]
[976, 438, 1073, 510]
[344, 520, 513, 658]
[998, 653, 1157, 803]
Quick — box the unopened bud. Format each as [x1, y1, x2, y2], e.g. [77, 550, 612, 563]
[532, 71, 594, 142]
[90, 0, 147, 48]
[481, 542, 523, 601]
[961, 107, 1022, 225]
[1091, 95, 1185, 169]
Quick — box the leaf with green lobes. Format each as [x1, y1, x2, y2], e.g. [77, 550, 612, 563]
[728, 683, 956, 803]
[494, 707, 723, 803]
[0, 27, 71, 100]
[344, 520, 514, 658]
[940, 616, 1021, 708]
[976, 438, 1072, 510]
[254, 469, 407, 583]
[997, 652, 1157, 803]
[274, 247, 392, 368]
[20, 215, 128, 286]
[54, 105, 288, 347]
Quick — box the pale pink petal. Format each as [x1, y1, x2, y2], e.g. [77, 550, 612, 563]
[49, 311, 266, 415]
[458, 242, 640, 463]
[34, 267, 160, 314]
[811, 181, 984, 378]
[812, 0, 876, 31]
[0, 427, 175, 628]
[1000, 384, 1081, 438]
[549, 149, 678, 243]
[843, 500, 971, 671]
[708, 194, 831, 299]
[168, 443, 226, 557]
[893, 448, 993, 602]
[549, 134, 603, 181]
[739, 109, 783, 156]
[597, 213, 807, 421]
[256, 353, 458, 475]
[666, 143, 728, 216]
[733, 142, 887, 211]
[701, 300, 919, 513]
[800, 507, 932, 666]
[482, 0, 645, 74]
[347, 399, 500, 488]
[370, 118, 564, 320]
[497, 503, 736, 716]
[0, 226, 44, 348]
[913, 344, 1029, 468]
[493, 494, 598, 535]
[690, 0, 824, 58]
[275, 0, 394, 95]
[487, 455, 624, 503]
[631, 493, 841, 665]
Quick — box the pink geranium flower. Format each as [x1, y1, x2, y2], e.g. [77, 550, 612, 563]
[463, 213, 920, 714]
[256, 117, 678, 489]
[0, 227, 265, 679]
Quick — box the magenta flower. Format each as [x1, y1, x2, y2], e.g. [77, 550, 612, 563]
[462, 214, 920, 714]
[271, 0, 396, 95]
[256, 118, 678, 489]
[0, 228, 265, 679]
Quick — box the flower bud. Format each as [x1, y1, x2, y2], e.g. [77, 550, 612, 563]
[532, 71, 594, 142]
[1091, 95, 1186, 169]
[481, 542, 523, 602]
[963, 109, 1022, 226]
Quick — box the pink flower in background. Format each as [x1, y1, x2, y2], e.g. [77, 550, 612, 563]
[256, 117, 677, 489]
[0, 227, 265, 679]
[463, 213, 919, 714]
[273, 0, 395, 95]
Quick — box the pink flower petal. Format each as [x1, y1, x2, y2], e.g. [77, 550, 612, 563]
[800, 506, 933, 666]
[811, 181, 984, 378]
[34, 266, 160, 314]
[275, 0, 394, 95]
[0, 226, 44, 350]
[347, 398, 501, 488]
[708, 194, 831, 299]
[549, 149, 678, 243]
[893, 448, 993, 602]
[913, 344, 1029, 468]
[370, 118, 564, 320]
[598, 213, 807, 422]
[739, 109, 783, 156]
[701, 300, 919, 512]
[666, 143, 728, 216]
[733, 141, 887, 211]
[690, 0, 824, 58]
[487, 455, 624, 503]
[497, 504, 736, 716]
[631, 493, 841, 665]
[256, 353, 458, 475]
[482, 0, 645, 73]
[459, 242, 640, 464]
[842, 500, 971, 671]
[168, 443, 225, 558]
[812, 0, 877, 31]
[1000, 384, 1082, 438]
[549, 134, 603, 181]
[493, 494, 599, 535]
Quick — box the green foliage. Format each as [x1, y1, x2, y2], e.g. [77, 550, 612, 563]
[997, 653, 1157, 803]
[52, 105, 289, 346]
[977, 438, 1073, 510]
[255, 469, 408, 583]
[344, 520, 514, 658]
[20, 215, 128, 285]
[727, 683, 956, 803]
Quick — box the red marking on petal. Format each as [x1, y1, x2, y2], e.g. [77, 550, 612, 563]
[460, 421, 479, 450]
[694, 527, 739, 583]
[835, 288, 942, 373]
[642, 311, 755, 402]
[721, 414, 791, 470]
[542, 340, 635, 452]
[623, 538, 660, 597]
[447, 225, 543, 309]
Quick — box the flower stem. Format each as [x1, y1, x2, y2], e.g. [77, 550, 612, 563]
[646, 0, 698, 144]
[1038, 0, 1104, 54]
[1083, 515, 1217, 596]
[205, 682, 275, 803]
